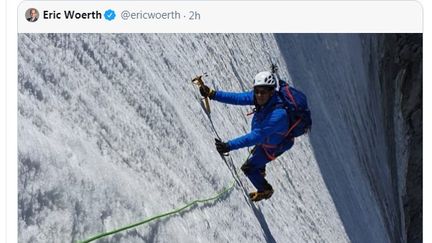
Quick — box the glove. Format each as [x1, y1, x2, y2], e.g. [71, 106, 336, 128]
[215, 138, 230, 154]
[199, 85, 216, 99]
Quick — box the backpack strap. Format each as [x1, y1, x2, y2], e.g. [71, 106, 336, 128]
[284, 85, 298, 109]
[259, 87, 304, 160]
[273, 91, 302, 139]
[283, 117, 302, 138]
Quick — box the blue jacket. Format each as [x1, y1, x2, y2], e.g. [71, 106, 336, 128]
[213, 90, 290, 151]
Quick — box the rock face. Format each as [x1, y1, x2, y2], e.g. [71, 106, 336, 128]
[378, 34, 422, 243]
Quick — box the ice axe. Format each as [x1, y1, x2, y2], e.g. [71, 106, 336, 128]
[191, 73, 211, 114]
[270, 62, 281, 91]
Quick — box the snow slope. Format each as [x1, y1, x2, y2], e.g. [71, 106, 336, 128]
[18, 33, 396, 242]
[275, 34, 398, 243]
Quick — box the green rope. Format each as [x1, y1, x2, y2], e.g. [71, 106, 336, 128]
[78, 180, 236, 243]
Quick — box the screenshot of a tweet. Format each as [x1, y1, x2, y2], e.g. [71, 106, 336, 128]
[10, 1, 423, 243]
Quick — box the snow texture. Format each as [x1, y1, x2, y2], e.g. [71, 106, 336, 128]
[18, 33, 395, 243]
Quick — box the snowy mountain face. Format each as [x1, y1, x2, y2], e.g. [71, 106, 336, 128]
[275, 34, 398, 243]
[18, 33, 420, 243]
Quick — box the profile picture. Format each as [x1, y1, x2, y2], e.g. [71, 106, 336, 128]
[25, 8, 39, 22]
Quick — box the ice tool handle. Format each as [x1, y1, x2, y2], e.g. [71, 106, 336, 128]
[270, 62, 281, 91]
[192, 73, 211, 113]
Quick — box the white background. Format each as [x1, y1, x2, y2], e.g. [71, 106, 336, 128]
[1, 1, 428, 242]
[16, 1, 422, 33]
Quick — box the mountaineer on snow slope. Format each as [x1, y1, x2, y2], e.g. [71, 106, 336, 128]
[199, 70, 312, 202]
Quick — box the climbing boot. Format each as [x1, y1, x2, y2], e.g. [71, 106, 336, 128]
[249, 184, 274, 202]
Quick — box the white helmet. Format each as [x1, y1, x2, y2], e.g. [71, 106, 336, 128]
[254, 71, 276, 87]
